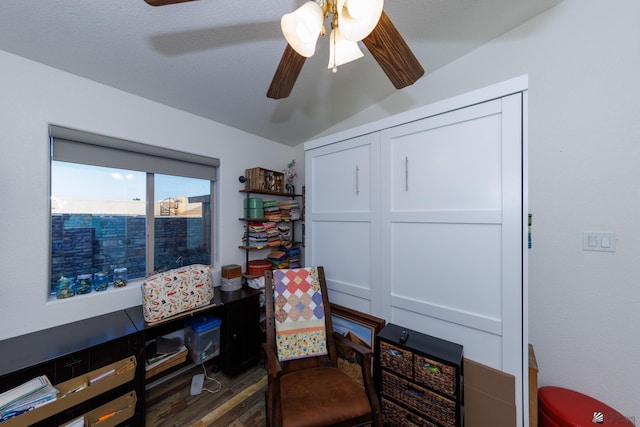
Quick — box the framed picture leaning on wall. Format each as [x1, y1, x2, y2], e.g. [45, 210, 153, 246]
[330, 303, 386, 385]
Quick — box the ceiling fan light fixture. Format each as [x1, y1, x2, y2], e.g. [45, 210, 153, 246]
[337, 0, 384, 42]
[268, 0, 423, 99]
[281, 1, 324, 57]
[328, 27, 364, 71]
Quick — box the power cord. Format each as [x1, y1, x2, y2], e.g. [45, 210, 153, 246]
[200, 362, 222, 394]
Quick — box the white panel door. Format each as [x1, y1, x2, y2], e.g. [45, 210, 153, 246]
[305, 134, 381, 314]
[380, 95, 526, 426]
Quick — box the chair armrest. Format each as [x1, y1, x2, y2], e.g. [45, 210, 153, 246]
[333, 331, 375, 385]
[333, 331, 374, 361]
[262, 342, 282, 382]
[333, 331, 383, 427]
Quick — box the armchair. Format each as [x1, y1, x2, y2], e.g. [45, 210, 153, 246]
[263, 267, 382, 427]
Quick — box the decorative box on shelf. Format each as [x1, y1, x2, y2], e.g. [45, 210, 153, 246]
[244, 167, 285, 193]
[376, 323, 464, 427]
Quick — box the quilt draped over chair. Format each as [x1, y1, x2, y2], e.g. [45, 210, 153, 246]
[263, 266, 382, 427]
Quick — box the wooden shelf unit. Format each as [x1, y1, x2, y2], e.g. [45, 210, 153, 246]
[239, 188, 302, 276]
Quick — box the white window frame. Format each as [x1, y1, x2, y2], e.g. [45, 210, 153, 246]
[49, 125, 218, 295]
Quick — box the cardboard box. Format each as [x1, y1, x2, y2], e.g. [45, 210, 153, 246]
[529, 344, 539, 427]
[85, 391, 136, 427]
[1, 357, 136, 427]
[464, 358, 516, 427]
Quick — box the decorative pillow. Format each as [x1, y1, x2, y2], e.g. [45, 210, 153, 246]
[142, 264, 214, 323]
[273, 267, 328, 361]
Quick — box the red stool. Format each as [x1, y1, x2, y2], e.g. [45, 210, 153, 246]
[538, 386, 634, 426]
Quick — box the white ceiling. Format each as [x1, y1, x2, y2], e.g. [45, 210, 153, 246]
[0, 0, 562, 146]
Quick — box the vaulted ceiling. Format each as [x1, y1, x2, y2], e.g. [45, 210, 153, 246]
[0, 0, 562, 146]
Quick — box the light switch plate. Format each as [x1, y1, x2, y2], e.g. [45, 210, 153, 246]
[582, 232, 617, 252]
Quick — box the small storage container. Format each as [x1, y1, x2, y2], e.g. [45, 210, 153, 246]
[184, 315, 221, 363]
[75, 273, 93, 294]
[244, 198, 264, 218]
[93, 271, 109, 291]
[221, 264, 242, 279]
[538, 386, 634, 427]
[248, 259, 271, 276]
[113, 267, 128, 287]
[221, 277, 242, 292]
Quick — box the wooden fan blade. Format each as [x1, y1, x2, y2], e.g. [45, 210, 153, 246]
[267, 44, 307, 99]
[144, 0, 197, 6]
[362, 11, 425, 89]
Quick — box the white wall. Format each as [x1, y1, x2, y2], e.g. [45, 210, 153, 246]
[0, 49, 300, 340]
[2, 0, 638, 417]
[315, 0, 640, 419]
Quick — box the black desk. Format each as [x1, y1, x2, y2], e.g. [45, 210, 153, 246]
[125, 287, 261, 377]
[0, 310, 142, 426]
[0, 287, 262, 426]
[0, 310, 137, 379]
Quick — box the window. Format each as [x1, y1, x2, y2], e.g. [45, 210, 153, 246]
[49, 126, 218, 296]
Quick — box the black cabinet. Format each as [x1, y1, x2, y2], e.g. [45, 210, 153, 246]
[0, 287, 261, 426]
[126, 287, 261, 379]
[376, 323, 464, 427]
[217, 289, 261, 376]
[0, 311, 142, 427]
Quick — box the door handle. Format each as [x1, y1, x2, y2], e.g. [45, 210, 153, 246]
[405, 156, 409, 191]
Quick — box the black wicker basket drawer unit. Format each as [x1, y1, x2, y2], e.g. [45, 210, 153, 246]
[381, 397, 440, 427]
[376, 323, 464, 427]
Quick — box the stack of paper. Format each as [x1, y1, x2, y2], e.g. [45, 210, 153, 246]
[145, 337, 187, 371]
[0, 375, 59, 421]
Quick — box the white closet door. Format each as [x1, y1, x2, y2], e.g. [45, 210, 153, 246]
[305, 134, 381, 314]
[380, 94, 526, 426]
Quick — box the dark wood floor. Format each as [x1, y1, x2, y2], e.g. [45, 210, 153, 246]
[145, 360, 267, 427]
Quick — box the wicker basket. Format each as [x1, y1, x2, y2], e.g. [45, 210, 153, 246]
[382, 371, 457, 427]
[414, 354, 457, 397]
[382, 397, 439, 427]
[380, 341, 413, 376]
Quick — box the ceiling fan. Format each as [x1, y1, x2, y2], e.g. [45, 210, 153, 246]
[144, 0, 424, 99]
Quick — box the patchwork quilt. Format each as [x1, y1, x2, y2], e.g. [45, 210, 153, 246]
[273, 267, 328, 361]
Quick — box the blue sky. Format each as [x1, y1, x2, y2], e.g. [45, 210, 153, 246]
[52, 162, 208, 201]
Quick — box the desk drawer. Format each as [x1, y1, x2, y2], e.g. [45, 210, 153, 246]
[380, 341, 413, 376]
[381, 371, 457, 427]
[414, 353, 457, 397]
[381, 397, 439, 427]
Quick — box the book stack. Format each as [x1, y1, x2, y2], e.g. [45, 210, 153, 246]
[264, 222, 281, 247]
[278, 200, 300, 221]
[0, 375, 59, 421]
[277, 224, 291, 244]
[285, 246, 301, 268]
[145, 336, 188, 379]
[263, 200, 281, 222]
[266, 246, 301, 270]
[243, 222, 268, 248]
[266, 250, 289, 270]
